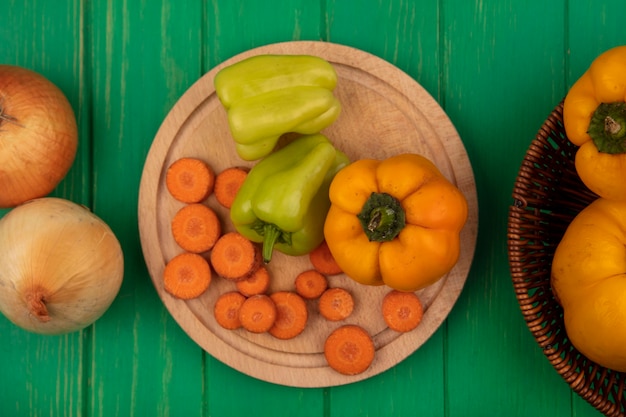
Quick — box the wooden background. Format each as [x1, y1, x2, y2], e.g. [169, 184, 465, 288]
[2, 0, 626, 416]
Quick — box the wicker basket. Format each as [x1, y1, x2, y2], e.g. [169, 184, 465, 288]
[507, 101, 626, 417]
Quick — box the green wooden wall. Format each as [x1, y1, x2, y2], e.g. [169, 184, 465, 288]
[2, 1, 626, 416]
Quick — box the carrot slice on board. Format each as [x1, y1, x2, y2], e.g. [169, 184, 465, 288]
[210, 232, 260, 281]
[319, 287, 354, 321]
[163, 252, 211, 300]
[382, 290, 424, 332]
[268, 291, 308, 340]
[214, 291, 247, 330]
[214, 167, 248, 209]
[236, 265, 271, 296]
[294, 269, 328, 300]
[171, 203, 221, 253]
[324, 324, 375, 375]
[166, 157, 215, 203]
[309, 240, 343, 275]
[238, 294, 277, 333]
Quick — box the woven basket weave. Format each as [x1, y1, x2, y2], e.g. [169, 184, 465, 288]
[507, 101, 626, 417]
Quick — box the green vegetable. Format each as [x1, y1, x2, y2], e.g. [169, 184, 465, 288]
[214, 54, 341, 161]
[230, 133, 349, 263]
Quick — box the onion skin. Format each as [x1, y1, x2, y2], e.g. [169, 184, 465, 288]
[0, 65, 78, 208]
[0, 198, 124, 335]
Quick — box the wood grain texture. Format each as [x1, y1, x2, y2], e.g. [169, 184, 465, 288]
[138, 40, 477, 388]
[442, 1, 575, 416]
[200, 1, 329, 412]
[0, 2, 86, 417]
[1, 0, 624, 415]
[323, 1, 450, 415]
[87, 1, 206, 416]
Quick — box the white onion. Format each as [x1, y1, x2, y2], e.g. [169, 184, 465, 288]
[0, 197, 124, 335]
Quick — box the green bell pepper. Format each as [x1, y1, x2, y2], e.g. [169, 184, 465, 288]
[230, 133, 349, 263]
[214, 54, 341, 161]
[214, 54, 338, 108]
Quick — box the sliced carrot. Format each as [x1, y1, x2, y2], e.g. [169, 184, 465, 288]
[210, 232, 260, 281]
[309, 240, 343, 275]
[238, 294, 277, 333]
[166, 157, 215, 203]
[324, 324, 375, 375]
[163, 252, 211, 300]
[171, 203, 221, 253]
[236, 265, 271, 296]
[214, 291, 246, 330]
[294, 269, 328, 300]
[214, 167, 248, 209]
[381, 290, 424, 332]
[268, 291, 308, 340]
[319, 287, 354, 321]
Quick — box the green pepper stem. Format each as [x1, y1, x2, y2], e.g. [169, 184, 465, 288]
[261, 223, 282, 263]
[357, 192, 405, 242]
[588, 102, 626, 154]
[250, 220, 292, 263]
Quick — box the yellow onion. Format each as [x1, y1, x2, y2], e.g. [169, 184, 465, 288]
[0, 65, 78, 208]
[0, 198, 124, 335]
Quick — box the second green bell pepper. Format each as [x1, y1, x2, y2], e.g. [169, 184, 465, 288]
[230, 133, 349, 263]
[227, 86, 341, 161]
[214, 54, 341, 161]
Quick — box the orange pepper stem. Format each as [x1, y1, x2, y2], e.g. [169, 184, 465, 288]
[357, 192, 405, 242]
[589, 102, 626, 154]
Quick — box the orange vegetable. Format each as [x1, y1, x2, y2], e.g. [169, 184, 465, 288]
[238, 294, 277, 333]
[171, 203, 221, 253]
[210, 232, 260, 281]
[166, 157, 215, 203]
[214, 291, 246, 330]
[236, 265, 271, 296]
[294, 269, 328, 300]
[319, 287, 354, 321]
[324, 324, 375, 375]
[163, 252, 211, 300]
[562, 46, 626, 200]
[381, 290, 423, 332]
[268, 291, 308, 340]
[324, 153, 468, 292]
[309, 240, 342, 275]
[214, 167, 248, 209]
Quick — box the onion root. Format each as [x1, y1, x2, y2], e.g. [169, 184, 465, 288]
[25, 287, 51, 322]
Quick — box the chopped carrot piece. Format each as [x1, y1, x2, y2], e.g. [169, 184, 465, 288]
[382, 290, 424, 332]
[324, 324, 375, 375]
[166, 157, 215, 203]
[214, 291, 247, 330]
[171, 203, 221, 253]
[210, 232, 260, 281]
[214, 167, 248, 209]
[309, 240, 343, 275]
[163, 252, 211, 300]
[268, 291, 308, 340]
[294, 269, 328, 300]
[238, 294, 277, 333]
[319, 287, 354, 321]
[236, 265, 271, 296]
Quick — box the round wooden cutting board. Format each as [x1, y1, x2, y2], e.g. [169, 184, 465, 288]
[138, 41, 478, 387]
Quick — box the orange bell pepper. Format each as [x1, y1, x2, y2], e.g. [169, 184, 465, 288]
[323, 153, 468, 292]
[563, 45, 626, 200]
